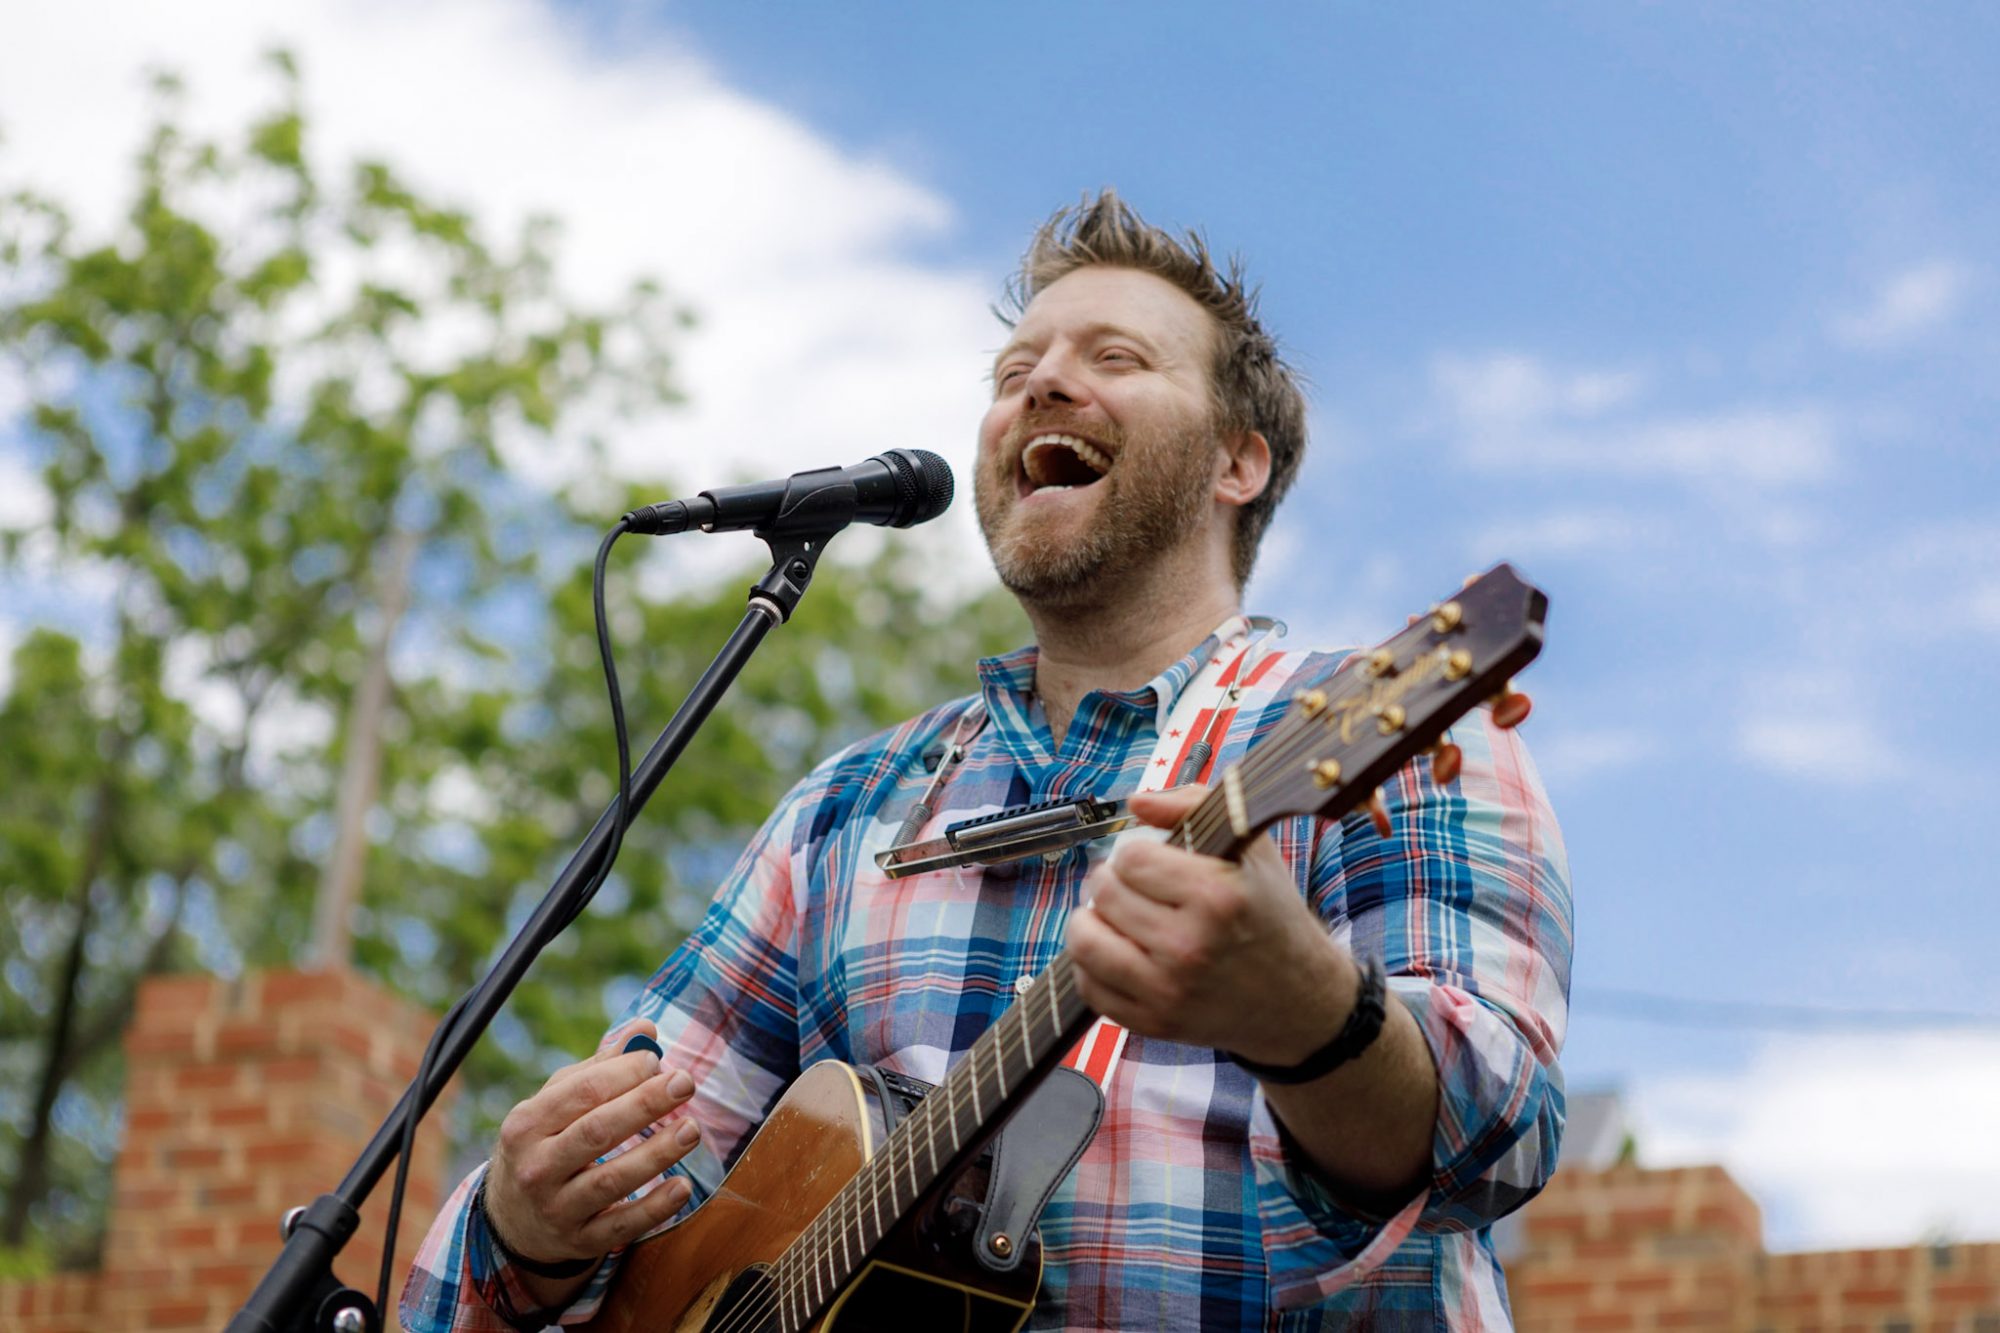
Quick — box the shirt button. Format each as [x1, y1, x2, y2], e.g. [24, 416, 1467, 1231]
[1013, 975, 1034, 995]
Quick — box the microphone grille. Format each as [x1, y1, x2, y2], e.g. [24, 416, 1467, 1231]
[885, 449, 955, 527]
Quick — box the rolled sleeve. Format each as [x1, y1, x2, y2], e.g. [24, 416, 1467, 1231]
[399, 1164, 622, 1332]
[400, 781, 814, 1331]
[1254, 710, 1572, 1308]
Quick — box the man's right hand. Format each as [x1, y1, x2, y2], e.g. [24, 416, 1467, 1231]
[484, 1019, 704, 1272]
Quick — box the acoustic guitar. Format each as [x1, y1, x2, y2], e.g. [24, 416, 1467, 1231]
[584, 564, 1548, 1333]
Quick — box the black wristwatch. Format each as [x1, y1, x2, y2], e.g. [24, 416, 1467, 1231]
[473, 1176, 602, 1279]
[1227, 954, 1388, 1085]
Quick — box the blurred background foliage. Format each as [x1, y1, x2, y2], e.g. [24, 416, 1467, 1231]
[0, 55, 1026, 1266]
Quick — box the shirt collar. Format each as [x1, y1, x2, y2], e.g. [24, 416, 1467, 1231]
[976, 615, 1264, 735]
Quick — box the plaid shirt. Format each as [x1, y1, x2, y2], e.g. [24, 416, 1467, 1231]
[403, 623, 1572, 1331]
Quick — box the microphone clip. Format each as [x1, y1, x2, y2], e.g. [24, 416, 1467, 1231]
[747, 524, 839, 624]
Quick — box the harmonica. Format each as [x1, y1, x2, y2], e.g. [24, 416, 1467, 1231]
[875, 795, 1138, 879]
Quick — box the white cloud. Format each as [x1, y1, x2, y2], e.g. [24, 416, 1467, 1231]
[1531, 726, 1660, 785]
[1433, 352, 1646, 428]
[0, 452, 50, 530]
[1833, 259, 1977, 350]
[0, 0, 999, 568]
[1429, 352, 1836, 489]
[1737, 715, 1899, 784]
[1467, 508, 1662, 561]
[1635, 1030, 2000, 1250]
[1972, 583, 2000, 633]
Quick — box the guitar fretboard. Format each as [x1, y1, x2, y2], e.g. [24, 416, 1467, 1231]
[764, 950, 1091, 1329]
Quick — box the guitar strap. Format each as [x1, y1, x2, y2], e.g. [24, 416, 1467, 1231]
[1061, 614, 1283, 1090]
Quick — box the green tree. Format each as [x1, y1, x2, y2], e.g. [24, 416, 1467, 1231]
[0, 56, 1026, 1261]
[0, 53, 684, 1256]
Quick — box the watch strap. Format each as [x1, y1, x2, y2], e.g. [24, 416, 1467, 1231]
[472, 1175, 602, 1280]
[1228, 954, 1387, 1085]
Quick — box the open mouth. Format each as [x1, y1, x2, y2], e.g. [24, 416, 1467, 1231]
[1019, 433, 1113, 496]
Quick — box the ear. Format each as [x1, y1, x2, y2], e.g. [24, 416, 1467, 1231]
[1212, 430, 1272, 509]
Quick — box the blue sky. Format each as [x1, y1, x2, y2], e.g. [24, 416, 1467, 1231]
[612, 0, 2000, 1247]
[4, 1, 1996, 1250]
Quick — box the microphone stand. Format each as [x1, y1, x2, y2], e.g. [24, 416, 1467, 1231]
[226, 526, 836, 1333]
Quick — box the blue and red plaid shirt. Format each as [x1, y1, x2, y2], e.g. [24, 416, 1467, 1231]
[404, 623, 1572, 1331]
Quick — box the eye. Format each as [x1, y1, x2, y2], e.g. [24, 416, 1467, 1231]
[996, 363, 1030, 388]
[1098, 347, 1140, 367]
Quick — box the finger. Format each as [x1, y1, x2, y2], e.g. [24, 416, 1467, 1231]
[1087, 867, 1183, 955]
[544, 1066, 697, 1180]
[539, 1018, 660, 1091]
[531, 1049, 668, 1137]
[574, 1171, 695, 1256]
[563, 1113, 704, 1217]
[1126, 784, 1209, 829]
[1105, 836, 1227, 909]
[1069, 906, 1170, 1012]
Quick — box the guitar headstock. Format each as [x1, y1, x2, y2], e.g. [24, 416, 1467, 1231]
[1229, 563, 1547, 838]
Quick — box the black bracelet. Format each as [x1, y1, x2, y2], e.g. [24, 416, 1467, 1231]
[473, 1176, 602, 1280]
[1227, 955, 1388, 1085]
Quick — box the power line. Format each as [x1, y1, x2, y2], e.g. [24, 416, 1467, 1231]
[1577, 987, 2000, 1033]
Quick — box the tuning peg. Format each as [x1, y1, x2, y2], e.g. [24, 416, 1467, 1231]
[1431, 741, 1463, 784]
[1364, 789, 1393, 838]
[1489, 682, 1532, 730]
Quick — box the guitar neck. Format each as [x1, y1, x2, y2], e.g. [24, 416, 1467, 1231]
[769, 795, 1244, 1329]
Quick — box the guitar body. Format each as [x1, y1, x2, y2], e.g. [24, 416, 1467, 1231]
[582, 1059, 1041, 1333]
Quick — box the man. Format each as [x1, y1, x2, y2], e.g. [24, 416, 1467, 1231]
[404, 192, 1571, 1330]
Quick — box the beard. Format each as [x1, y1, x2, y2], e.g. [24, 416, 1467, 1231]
[974, 410, 1216, 609]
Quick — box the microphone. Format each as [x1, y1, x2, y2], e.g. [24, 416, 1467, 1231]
[623, 449, 954, 537]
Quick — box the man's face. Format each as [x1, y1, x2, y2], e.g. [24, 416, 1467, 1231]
[975, 266, 1222, 607]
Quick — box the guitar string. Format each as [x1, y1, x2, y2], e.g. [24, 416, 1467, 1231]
[702, 959, 1088, 1333]
[703, 974, 1026, 1333]
[696, 640, 1486, 1331]
[772, 968, 1075, 1333]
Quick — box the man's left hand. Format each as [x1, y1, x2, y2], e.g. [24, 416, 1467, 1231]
[1067, 784, 1355, 1064]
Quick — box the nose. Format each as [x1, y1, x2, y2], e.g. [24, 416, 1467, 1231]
[1022, 347, 1087, 412]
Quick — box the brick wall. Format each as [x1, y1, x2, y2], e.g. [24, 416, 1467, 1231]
[1758, 1243, 2000, 1330]
[1508, 1159, 2000, 1331]
[0, 969, 453, 1332]
[1509, 1161, 1763, 1330]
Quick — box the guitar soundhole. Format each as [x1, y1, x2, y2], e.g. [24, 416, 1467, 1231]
[704, 1265, 781, 1332]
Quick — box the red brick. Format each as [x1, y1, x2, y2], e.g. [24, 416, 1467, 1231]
[166, 1222, 218, 1249]
[259, 1054, 324, 1083]
[1841, 1283, 1907, 1307]
[245, 1136, 322, 1167]
[326, 1021, 373, 1065]
[1609, 1205, 1676, 1234]
[209, 1099, 270, 1128]
[256, 969, 349, 1009]
[146, 1298, 212, 1327]
[215, 1018, 285, 1057]
[174, 1063, 240, 1091]
[1519, 1274, 1597, 1300]
[133, 973, 222, 1022]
